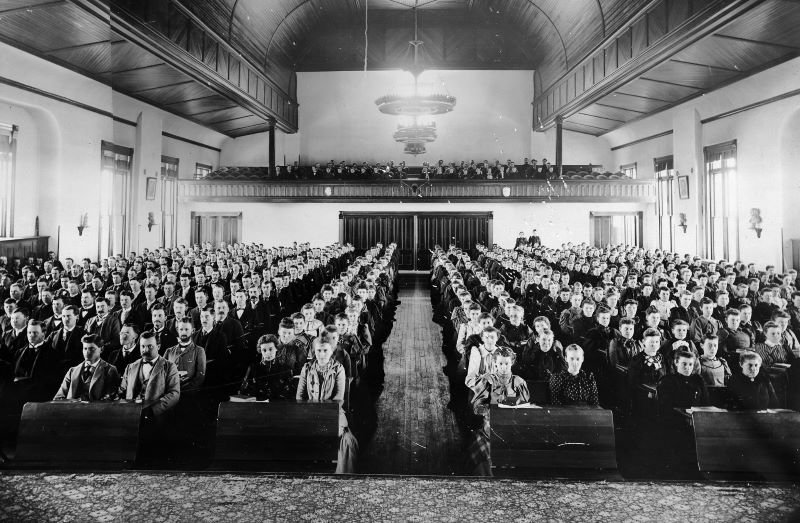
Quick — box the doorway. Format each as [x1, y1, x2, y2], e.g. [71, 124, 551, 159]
[191, 212, 242, 246]
[339, 212, 493, 270]
[590, 212, 642, 248]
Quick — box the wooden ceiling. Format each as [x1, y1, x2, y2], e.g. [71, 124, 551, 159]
[0, 0, 798, 139]
[0, 0, 292, 137]
[562, 0, 800, 136]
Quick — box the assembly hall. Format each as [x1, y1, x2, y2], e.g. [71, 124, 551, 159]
[1, 0, 800, 521]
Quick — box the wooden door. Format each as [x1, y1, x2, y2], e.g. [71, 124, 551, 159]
[191, 213, 242, 246]
[340, 213, 414, 269]
[416, 213, 491, 270]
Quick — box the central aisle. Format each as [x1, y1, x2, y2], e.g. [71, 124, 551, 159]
[359, 274, 464, 475]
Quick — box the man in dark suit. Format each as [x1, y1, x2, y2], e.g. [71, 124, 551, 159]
[0, 310, 29, 363]
[230, 289, 257, 333]
[47, 305, 86, 372]
[192, 309, 229, 363]
[84, 296, 121, 356]
[53, 333, 119, 401]
[115, 290, 143, 331]
[528, 229, 541, 247]
[118, 331, 180, 417]
[149, 304, 177, 355]
[106, 324, 140, 375]
[76, 289, 96, 329]
[9, 319, 61, 404]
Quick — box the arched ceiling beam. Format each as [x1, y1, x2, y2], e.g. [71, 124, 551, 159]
[523, 0, 569, 71]
[595, 0, 606, 37]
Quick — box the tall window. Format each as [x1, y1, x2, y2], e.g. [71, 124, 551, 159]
[100, 141, 133, 258]
[655, 156, 674, 251]
[160, 156, 179, 249]
[0, 124, 17, 238]
[195, 163, 212, 179]
[703, 141, 738, 261]
[620, 162, 637, 179]
[590, 212, 642, 248]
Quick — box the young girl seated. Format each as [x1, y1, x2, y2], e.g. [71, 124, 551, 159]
[628, 328, 667, 418]
[514, 327, 565, 381]
[728, 350, 779, 410]
[659, 320, 700, 375]
[548, 344, 599, 406]
[698, 334, 731, 387]
[465, 326, 502, 389]
[239, 334, 293, 401]
[296, 338, 358, 473]
[469, 347, 530, 476]
[300, 303, 325, 339]
[455, 303, 483, 357]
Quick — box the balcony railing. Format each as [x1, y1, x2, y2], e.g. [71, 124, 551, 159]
[178, 178, 656, 203]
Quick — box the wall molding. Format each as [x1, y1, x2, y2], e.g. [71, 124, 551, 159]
[700, 87, 800, 125]
[610, 130, 674, 151]
[0, 75, 222, 153]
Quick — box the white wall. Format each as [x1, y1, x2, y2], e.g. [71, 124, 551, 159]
[604, 55, 800, 269]
[531, 128, 613, 170]
[296, 70, 533, 165]
[0, 41, 226, 260]
[177, 201, 650, 250]
[218, 129, 300, 167]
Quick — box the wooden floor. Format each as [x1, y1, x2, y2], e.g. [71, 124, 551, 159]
[359, 274, 464, 475]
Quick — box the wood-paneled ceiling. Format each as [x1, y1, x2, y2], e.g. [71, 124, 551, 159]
[0, 0, 798, 138]
[562, 0, 800, 135]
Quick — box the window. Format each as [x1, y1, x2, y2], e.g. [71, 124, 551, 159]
[590, 212, 642, 248]
[703, 141, 738, 261]
[161, 156, 179, 249]
[195, 163, 212, 179]
[654, 156, 674, 251]
[620, 162, 637, 179]
[100, 141, 133, 258]
[0, 124, 17, 238]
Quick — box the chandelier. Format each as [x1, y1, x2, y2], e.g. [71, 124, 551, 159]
[375, 3, 456, 155]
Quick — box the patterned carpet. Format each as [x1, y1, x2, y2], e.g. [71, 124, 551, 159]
[1, 472, 799, 522]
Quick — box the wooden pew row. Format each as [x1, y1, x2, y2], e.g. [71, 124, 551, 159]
[14, 400, 148, 468]
[489, 406, 618, 477]
[212, 400, 340, 472]
[691, 408, 800, 480]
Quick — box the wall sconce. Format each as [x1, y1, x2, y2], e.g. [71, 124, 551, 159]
[749, 208, 763, 238]
[502, 186, 511, 198]
[147, 212, 157, 232]
[77, 213, 89, 236]
[678, 212, 688, 233]
[324, 186, 332, 197]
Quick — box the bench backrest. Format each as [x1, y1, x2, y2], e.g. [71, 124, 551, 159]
[15, 401, 144, 468]
[213, 400, 340, 470]
[490, 406, 617, 471]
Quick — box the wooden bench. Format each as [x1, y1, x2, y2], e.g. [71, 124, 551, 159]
[489, 406, 617, 476]
[692, 409, 800, 479]
[212, 400, 340, 471]
[14, 400, 147, 468]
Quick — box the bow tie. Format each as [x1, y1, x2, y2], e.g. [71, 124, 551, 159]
[142, 360, 155, 366]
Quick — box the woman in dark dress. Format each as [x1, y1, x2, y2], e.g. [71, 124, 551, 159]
[728, 351, 779, 410]
[239, 334, 293, 401]
[549, 344, 599, 406]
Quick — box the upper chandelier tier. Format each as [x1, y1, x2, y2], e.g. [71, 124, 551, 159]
[375, 92, 456, 116]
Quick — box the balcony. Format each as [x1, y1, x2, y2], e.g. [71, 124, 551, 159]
[178, 178, 656, 203]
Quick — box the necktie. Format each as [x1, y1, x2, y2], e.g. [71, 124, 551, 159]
[82, 364, 93, 380]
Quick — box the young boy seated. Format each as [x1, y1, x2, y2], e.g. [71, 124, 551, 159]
[728, 351, 779, 410]
[698, 334, 731, 387]
[656, 350, 710, 419]
[239, 334, 293, 401]
[548, 344, 599, 406]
